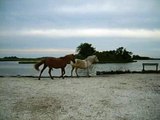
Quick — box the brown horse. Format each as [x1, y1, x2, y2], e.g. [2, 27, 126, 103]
[34, 54, 75, 80]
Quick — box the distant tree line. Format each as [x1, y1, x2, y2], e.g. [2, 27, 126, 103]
[0, 56, 40, 61]
[132, 55, 150, 60]
[95, 47, 133, 63]
[0, 56, 19, 61]
[0, 43, 153, 63]
[76, 43, 150, 63]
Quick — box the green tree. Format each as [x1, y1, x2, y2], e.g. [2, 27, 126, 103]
[95, 47, 133, 63]
[76, 43, 96, 58]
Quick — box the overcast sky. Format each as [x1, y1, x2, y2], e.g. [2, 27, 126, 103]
[0, 0, 160, 58]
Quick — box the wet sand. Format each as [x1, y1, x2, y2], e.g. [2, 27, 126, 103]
[0, 74, 160, 120]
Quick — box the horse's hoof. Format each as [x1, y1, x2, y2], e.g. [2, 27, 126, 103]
[60, 76, 65, 79]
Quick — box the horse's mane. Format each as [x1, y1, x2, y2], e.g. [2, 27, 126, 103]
[59, 56, 65, 59]
[59, 55, 68, 59]
[85, 55, 96, 60]
[59, 54, 74, 59]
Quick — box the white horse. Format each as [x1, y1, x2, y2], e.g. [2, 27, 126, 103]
[71, 55, 99, 77]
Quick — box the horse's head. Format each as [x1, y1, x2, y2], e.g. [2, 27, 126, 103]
[66, 54, 75, 63]
[86, 55, 99, 63]
[93, 55, 99, 63]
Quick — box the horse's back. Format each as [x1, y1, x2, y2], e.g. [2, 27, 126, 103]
[72, 59, 87, 68]
[45, 57, 66, 68]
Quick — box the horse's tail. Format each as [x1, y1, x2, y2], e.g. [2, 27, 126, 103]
[34, 59, 45, 71]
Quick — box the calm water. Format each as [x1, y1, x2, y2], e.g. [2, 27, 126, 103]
[0, 60, 160, 76]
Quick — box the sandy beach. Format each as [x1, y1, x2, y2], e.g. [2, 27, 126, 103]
[0, 74, 160, 120]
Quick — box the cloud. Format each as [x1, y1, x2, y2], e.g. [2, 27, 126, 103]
[55, 0, 156, 14]
[0, 48, 75, 55]
[55, 3, 115, 14]
[1, 28, 160, 39]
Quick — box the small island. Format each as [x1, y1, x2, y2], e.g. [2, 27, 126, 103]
[0, 43, 159, 64]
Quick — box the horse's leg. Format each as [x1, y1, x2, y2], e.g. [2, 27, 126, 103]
[87, 67, 90, 77]
[75, 68, 79, 77]
[48, 67, 53, 79]
[61, 68, 65, 79]
[38, 64, 47, 80]
[63, 68, 65, 76]
[71, 66, 74, 77]
[86, 62, 90, 77]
